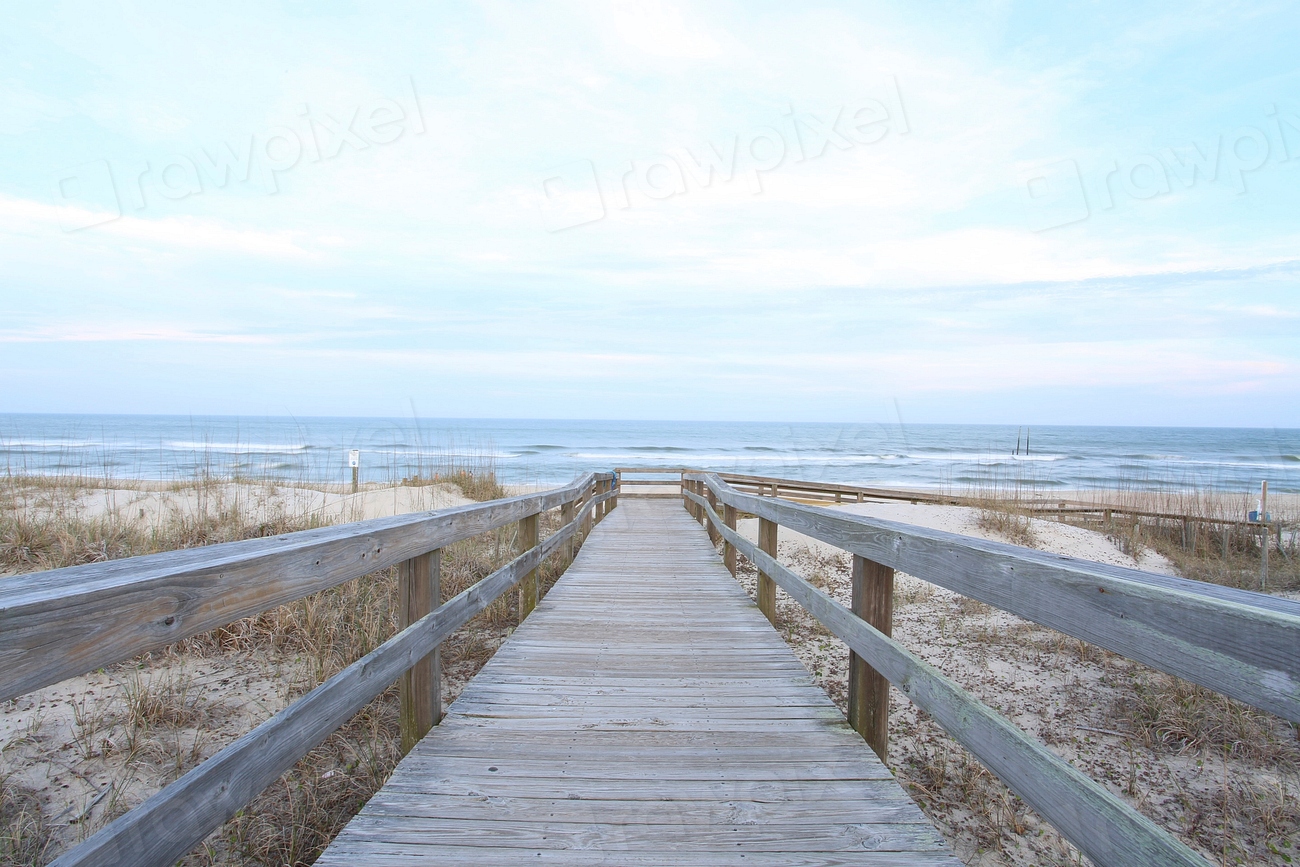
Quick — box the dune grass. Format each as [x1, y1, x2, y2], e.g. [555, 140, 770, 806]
[0, 446, 578, 866]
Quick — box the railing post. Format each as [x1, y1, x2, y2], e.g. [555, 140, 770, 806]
[399, 549, 441, 754]
[757, 518, 778, 626]
[610, 472, 618, 512]
[706, 487, 720, 544]
[561, 498, 576, 566]
[517, 511, 540, 621]
[849, 554, 894, 762]
[581, 485, 593, 540]
[723, 503, 737, 575]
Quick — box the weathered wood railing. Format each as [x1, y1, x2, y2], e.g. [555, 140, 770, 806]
[683, 471, 1300, 867]
[715, 470, 1293, 539]
[0, 472, 616, 867]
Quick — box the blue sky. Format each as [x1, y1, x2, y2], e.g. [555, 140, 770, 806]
[2, 2, 1298, 425]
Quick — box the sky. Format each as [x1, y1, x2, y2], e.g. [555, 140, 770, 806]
[2, 1, 1298, 425]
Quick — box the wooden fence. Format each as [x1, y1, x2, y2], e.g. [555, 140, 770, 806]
[0, 472, 616, 867]
[682, 471, 1300, 867]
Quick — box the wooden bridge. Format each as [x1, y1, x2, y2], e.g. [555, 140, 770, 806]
[3, 471, 1297, 867]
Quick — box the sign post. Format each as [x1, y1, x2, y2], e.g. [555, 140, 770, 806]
[349, 449, 360, 494]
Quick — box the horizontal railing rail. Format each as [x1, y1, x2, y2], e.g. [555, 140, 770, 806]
[716, 470, 1292, 530]
[0, 473, 613, 704]
[684, 471, 1300, 867]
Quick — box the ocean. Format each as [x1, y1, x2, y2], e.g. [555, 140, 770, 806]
[2, 415, 1300, 493]
[1, 414, 1297, 492]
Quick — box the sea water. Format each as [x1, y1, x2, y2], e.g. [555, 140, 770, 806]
[1, 414, 1297, 492]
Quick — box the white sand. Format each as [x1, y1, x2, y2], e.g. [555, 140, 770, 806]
[38, 480, 474, 528]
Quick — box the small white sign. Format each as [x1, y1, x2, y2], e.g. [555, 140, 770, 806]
[348, 449, 360, 468]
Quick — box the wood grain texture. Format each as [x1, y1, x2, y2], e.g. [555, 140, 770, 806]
[48, 490, 612, 867]
[848, 555, 892, 761]
[314, 499, 960, 867]
[399, 549, 441, 754]
[686, 483, 1210, 867]
[687, 474, 1300, 725]
[517, 512, 540, 622]
[0, 473, 613, 704]
[560, 500, 575, 567]
[724, 503, 738, 575]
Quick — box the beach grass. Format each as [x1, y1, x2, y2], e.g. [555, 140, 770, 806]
[0, 446, 554, 866]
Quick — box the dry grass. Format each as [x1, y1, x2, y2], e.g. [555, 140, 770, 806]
[974, 507, 1039, 549]
[399, 441, 508, 502]
[0, 475, 333, 574]
[1120, 673, 1300, 769]
[0, 457, 573, 866]
[0, 778, 51, 866]
[957, 469, 1299, 592]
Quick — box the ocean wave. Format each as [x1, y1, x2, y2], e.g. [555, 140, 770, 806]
[166, 441, 311, 452]
[900, 452, 1067, 463]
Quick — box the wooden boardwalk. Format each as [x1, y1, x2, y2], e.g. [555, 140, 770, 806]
[316, 498, 960, 866]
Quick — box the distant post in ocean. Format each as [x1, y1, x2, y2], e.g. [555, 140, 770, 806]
[349, 449, 360, 494]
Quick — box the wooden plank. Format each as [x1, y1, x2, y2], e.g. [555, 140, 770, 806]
[399, 549, 440, 754]
[316, 499, 960, 867]
[332, 815, 947, 852]
[689, 475, 1300, 725]
[320, 843, 961, 866]
[689, 485, 1209, 867]
[0, 472, 611, 704]
[360, 790, 925, 823]
[848, 555, 892, 761]
[48, 491, 610, 867]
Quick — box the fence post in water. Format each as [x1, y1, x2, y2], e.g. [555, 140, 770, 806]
[757, 518, 778, 626]
[518, 512, 540, 621]
[723, 504, 737, 576]
[399, 549, 441, 754]
[849, 554, 894, 762]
